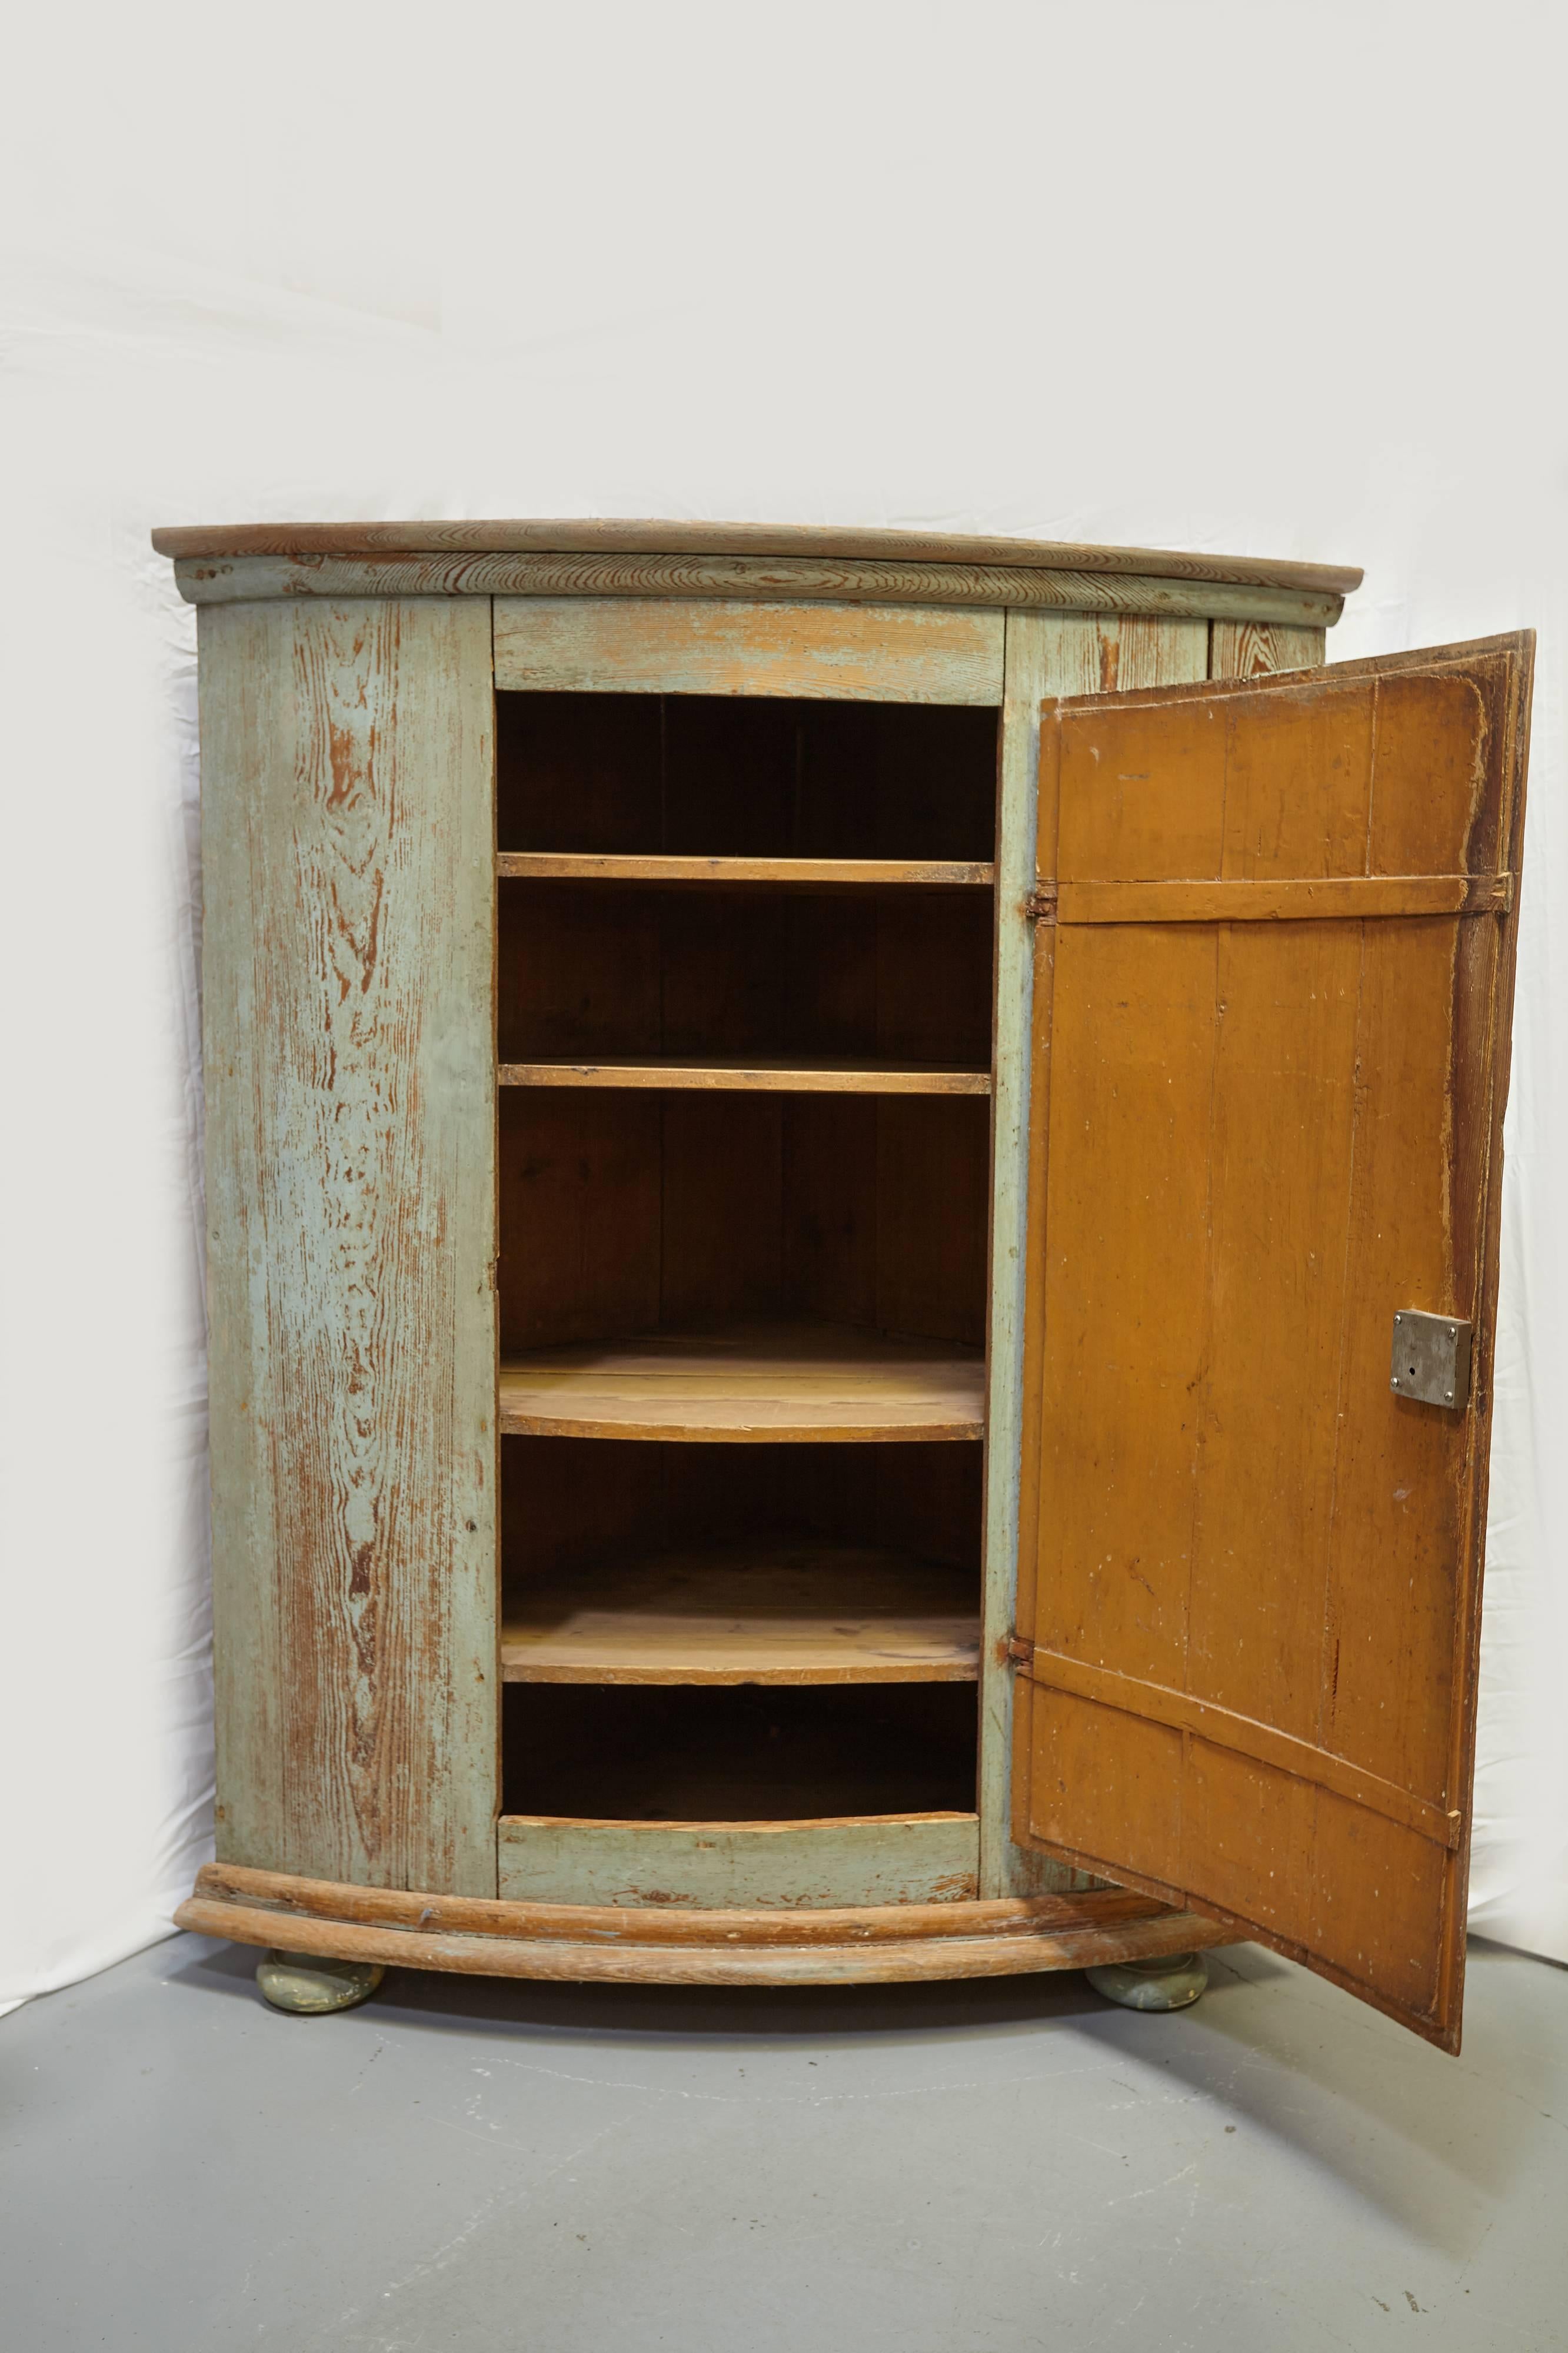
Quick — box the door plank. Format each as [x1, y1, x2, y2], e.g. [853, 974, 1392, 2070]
[202, 599, 498, 1896]
[1016, 1649, 1458, 1844]
[1012, 633, 1533, 2046]
[978, 613, 1208, 1899]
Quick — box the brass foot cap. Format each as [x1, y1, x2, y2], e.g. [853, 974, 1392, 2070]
[1086, 1952, 1209, 2012]
[256, 1950, 385, 2015]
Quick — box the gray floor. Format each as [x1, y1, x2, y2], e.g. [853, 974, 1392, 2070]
[3, 1933, 1566, 2351]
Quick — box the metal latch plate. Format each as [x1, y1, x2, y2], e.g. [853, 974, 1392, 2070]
[1390, 1310, 1472, 1410]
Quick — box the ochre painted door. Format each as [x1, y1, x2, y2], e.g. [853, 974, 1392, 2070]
[1010, 634, 1533, 2048]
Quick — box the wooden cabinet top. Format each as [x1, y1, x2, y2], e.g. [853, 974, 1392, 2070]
[152, 518, 1361, 624]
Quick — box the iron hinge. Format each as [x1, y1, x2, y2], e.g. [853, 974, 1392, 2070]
[1004, 1634, 1033, 1666]
[1023, 886, 1057, 923]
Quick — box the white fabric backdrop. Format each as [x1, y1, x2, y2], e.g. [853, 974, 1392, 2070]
[4, 0, 1564, 2009]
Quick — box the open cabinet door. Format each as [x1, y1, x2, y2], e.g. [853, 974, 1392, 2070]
[1011, 633, 1533, 2049]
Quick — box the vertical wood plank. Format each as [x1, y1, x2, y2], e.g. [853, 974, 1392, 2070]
[203, 598, 498, 1897]
[1209, 621, 1326, 678]
[978, 613, 1207, 1897]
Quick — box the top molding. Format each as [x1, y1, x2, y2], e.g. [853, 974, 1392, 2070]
[151, 516, 1361, 596]
[152, 520, 1360, 627]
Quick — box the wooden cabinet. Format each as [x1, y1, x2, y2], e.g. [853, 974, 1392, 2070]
[161, 521, 1532, 2049]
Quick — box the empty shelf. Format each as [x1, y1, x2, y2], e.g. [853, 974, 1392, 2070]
[499, 1058, 991, 1094]
[496, 853, 995, 889]
[498, 1322, 986, 1441]
[501, 1546, 980, 1686]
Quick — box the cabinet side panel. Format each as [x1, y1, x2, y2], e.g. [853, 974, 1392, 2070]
[202, 598, 498, 1896]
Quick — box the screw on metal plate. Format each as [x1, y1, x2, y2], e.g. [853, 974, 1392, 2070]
[1389, 1310, 1472, 1410]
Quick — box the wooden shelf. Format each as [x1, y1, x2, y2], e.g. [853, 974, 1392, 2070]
[498, 1322, 986, 1441]
[497, 853, 995, 889]
[501, 1546, 980, 1686]
[499, 1057, 990, 1095]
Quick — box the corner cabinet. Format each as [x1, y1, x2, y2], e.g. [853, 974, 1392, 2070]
[161, 521, 1533, 2052]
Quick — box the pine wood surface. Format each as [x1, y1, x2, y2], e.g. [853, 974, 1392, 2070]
[498, 1322, 986, 1441]
[501, 1440, 980, 1614]
[496, 1812, 980, 1907]
[1051, 874, 1512, 922]
[501, 1545, 978, 1684]
[495, 704, 996, 1351]
[171, 553, 1346, 627]
[1209, 620, 1326, 677]
[187, 1860, 1091, 1939]
[498, 872, 993, 1078]
[494, 596, 1006, 702]
[498, 1057, 991, 1094]
[977, 613, 1210, 1902]
[175, 1862, 1240, 1984]
[1013, 632, 1534, 2049]
[201, 599, 498, 1897]
[496, 852, 994, 888]
[497, 695, 999, 865]
[153, 516, 1363, 596]
[498, 1093, 990, 1355]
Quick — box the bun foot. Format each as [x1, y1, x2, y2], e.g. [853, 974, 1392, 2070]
[1086, 1951, 1209, 2012]
[255, 1950, 385, 2015]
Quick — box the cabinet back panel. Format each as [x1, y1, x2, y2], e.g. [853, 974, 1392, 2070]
[498, 694, 997, 860]
[499, 1091, 990, 1350]
[502, 1683, 977, 1820]
[501, 1437, 982, 1587]
[499, 883, 992, 1067]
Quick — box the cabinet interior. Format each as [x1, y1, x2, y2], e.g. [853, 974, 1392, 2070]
[497, 691, 997, 859]
[496, 690, 998, 1829]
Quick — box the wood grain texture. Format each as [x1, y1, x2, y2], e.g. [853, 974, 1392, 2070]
[502, 1442, 980, 1589]
[175, 553, 1345, 626]
[176, 1861, 1239, 1982]
[501, 1546, 978, 1684]
[498, 1094, 990, 1355]
[186, 1859, 1128, 1939]
[201, 597, 498, 1897]
[495, 853, 994, 888]
[1209, 620, 1326, 677]
[1016, 1647, 1459, 1845]
[154, 516, 1364, 597]
[978, 615, 1209, 1900]
[494, 598, 1005, 703]
[499, 1323, 986, 1441]
[1013, 632, 1534, 2048]
[496, 1813, 980, 1906]
[498, 1058, 991, 1094]
[175, 1898, 1234, 1982]
[499, 870, 992, 1069]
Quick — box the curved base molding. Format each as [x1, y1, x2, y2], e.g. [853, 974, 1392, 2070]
[177, 1864, 1240, 1989]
